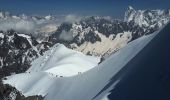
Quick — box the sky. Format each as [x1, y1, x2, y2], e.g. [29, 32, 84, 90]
[0, 0, 170, 18]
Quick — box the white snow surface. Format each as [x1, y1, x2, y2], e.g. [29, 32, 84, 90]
[0, 33, 4, 38]
[28, 43, 100, 77]
[101, 93, 111, 100]
[17, 33, 31, 39]
[3, 31, 158, 100]
[17, 33, 33, 47]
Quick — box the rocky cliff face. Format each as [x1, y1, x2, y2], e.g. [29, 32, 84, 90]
[0, 82, 43, 100]
[0, 30, 53, 78]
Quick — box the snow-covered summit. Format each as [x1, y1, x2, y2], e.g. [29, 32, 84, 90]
[45, 15, 53, 20]
[0, 11, 10, 19]
[124, 6, 136, 22]
[124, 6, 170, 28]
[28, 43, 100, 77]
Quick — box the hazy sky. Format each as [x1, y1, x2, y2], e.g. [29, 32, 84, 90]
[0, 0, 170, 18]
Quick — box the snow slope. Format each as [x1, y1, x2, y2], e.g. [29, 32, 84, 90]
[28, 43, 100, 77]
[3, 30, 158, 100]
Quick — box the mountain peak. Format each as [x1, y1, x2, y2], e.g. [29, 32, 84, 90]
[0, 11, 10, 18]
[128, 6, 134, 10]
[124, 7, 170, 28]
[124, 6, 136, 22]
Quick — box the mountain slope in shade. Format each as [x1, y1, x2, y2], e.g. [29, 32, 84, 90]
[2, 22, 159, 100]
[107, 23, 170, 100]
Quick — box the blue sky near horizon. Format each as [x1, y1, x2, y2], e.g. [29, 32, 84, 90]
[0, 0, 170, 18]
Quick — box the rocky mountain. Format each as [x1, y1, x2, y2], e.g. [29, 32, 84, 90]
[0, 30, 53, 78]
[125, 6, 170, 29]
[49, 17, 132, 56]
[49, 7, 170, 56]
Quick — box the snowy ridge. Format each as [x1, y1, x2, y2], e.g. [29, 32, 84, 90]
[3, 29, 158, 100]
[28, 43, 100, 77]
